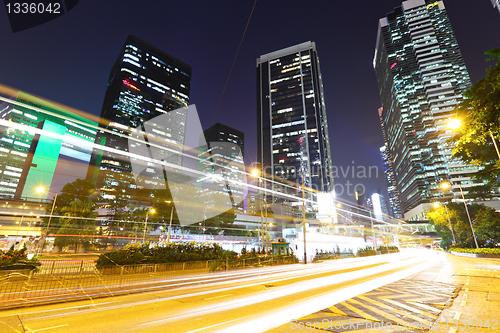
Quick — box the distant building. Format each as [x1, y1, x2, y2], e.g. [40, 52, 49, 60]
[87, 35, 191, 204]
[355, 188, 367, 208]
[257, 41, 334, 204]
[0, 91, 96, 200]
[374, 0, 481, 218]
[199, 123, 245, 213]
[203, 123, 244, 158]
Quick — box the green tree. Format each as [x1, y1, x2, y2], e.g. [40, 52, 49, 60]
[452, 48, 500, 184]
[474, 206, 500, 247]
[464, 184, 494, 200]
[428, 202, 500, 248]
[427, 205, 456, 249]
[54, 199, 98, 252]
[42, 179, 98, 252]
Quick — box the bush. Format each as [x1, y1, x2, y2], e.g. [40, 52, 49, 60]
[450, 247, 500, 255]
[377, 245, 400, 254]
[96, 241, 230, 267]
[0, 245, 41, 271]
[357, 246, 377, 257]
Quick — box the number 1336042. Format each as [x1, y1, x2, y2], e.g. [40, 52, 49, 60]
[6, 2, 61, 14]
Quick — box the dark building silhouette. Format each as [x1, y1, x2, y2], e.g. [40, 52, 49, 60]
[257, 41, 333, 204]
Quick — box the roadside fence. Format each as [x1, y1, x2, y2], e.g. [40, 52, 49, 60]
[0, 255, 297, 307]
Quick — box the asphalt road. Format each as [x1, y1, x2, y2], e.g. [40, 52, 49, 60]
[0, 250, 451, 333]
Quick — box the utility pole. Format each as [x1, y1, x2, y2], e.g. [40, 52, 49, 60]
[302, 176, 307, 264]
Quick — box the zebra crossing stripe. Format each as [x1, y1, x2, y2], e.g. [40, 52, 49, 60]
[326, 305, 348, 316]
[355, 295, 435, 324]
[346, 298, 408, 324]
[403, 300, 442, 313]
[381, 285, 453, 298]
[292, 279, 458, 333]
[339, 301, 381, 322]
[379, 297, 439, 316]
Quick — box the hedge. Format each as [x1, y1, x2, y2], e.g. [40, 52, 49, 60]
[449, 247, 500, 255]
[96, 242, 237, 267]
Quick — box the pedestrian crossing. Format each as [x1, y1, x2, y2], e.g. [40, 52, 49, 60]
[292, 279, 458, 332]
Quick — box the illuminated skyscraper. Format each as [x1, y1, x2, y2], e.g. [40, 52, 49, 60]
[257, 41, 333, 203]
[0, 91, 96, 200]
[379, 108, 402, 219]
[374, 0, 480, 218]
[88, 35, 191, 203]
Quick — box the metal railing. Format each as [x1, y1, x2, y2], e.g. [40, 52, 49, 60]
[0, 256, 298, 307]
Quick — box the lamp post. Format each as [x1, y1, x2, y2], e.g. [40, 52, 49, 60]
[165, 201, 174, 243]
[433, 202, 456, 244]
[38, 189, 57, 255]
[369, 210, 378, 253]
[302, 175, 307, 264]
[441, 182, 478, 248]
[251, 169, 265, 253]
[14, 215, 24, 249]
[143, 208, 155, 242]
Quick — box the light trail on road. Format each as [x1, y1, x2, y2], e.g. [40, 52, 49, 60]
[0, 250, 438, 333]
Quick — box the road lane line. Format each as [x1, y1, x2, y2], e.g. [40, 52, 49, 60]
[25, 324, 69, 332]
[204, 294, 232, 300]
[183, 318, 240, 333]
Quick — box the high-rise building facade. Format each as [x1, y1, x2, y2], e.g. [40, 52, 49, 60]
[374, 0, 480, 217]
[88, 35, 191, 204]
[257, 41, 333, 203]
[380, 145, 403, 218]
[0, 90, 96, 200]
[378, 107, 402, 218]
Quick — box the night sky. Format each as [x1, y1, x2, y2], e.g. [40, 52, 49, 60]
[1, 0, 499, 202]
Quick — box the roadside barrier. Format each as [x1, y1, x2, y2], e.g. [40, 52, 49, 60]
[0, 255, 297, 308]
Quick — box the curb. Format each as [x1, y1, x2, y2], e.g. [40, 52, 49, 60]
[450, 251, 500, 259]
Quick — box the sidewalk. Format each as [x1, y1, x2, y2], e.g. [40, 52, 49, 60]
[428, 256, 500, 333]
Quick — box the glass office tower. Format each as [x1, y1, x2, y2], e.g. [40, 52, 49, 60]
[374, 0, 480, 217]
[378, 107, 402, 219]
[0, 91, 96, 200]
[257, 41, 333, 203]
[88, 35, 191, 204]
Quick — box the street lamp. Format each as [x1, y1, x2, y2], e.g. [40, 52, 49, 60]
[369, 210, 378, 253]
[448, 118, 500, 160]
[143, 208, 155, 242]
[38, 188, 58, 255]
[165, 201, 175, 243]
[251, 169, 265, 253]
[441, 181, 478, 248]
[301, 175, 307, 264]
[14, 215, 24, 249]
[433, 202, 456, 244]
[37, 186, 45, 203]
